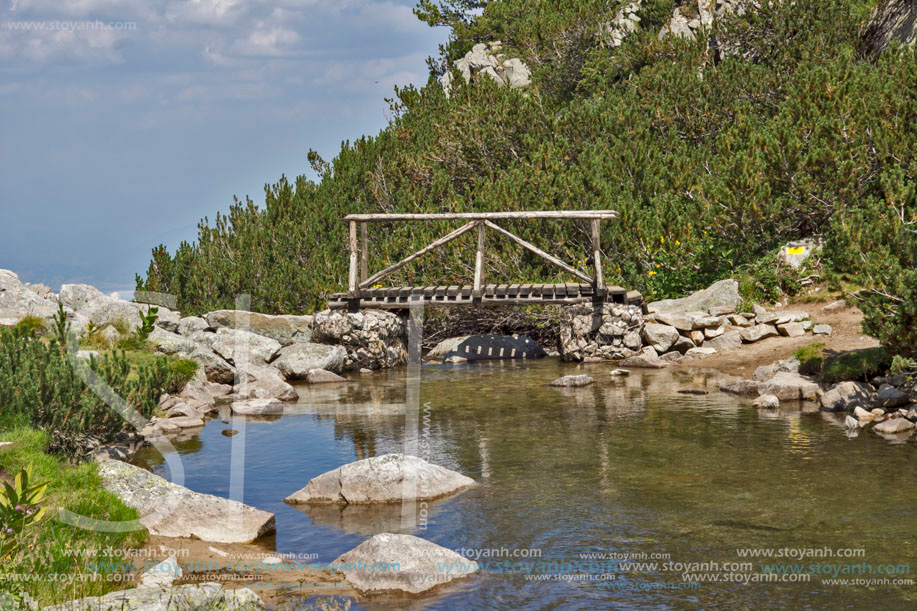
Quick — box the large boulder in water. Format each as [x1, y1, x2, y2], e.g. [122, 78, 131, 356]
[44, 583, 263, 610]
[426, 334, 545, 361]
[98, 460, 275, 543]
[273, 342, 346, 378]
[284, 454, 475, 505]
[333, 533, 478, 595]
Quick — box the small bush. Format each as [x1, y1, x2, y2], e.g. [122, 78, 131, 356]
[795, 343, 891, 383]
[14, 316, 46, 336]
[0, 326, 183, 458]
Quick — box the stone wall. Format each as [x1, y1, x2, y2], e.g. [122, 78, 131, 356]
[312, 309, 408, 371]
[558, 303, 644, 362]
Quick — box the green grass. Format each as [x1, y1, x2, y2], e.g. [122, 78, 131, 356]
[0, 427, 146, 606]
[794, 343, 891, 383]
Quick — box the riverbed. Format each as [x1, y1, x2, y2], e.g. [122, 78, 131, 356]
[135, 359, 917, 609]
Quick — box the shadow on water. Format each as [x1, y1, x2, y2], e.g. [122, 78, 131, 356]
[134, 358, 917, 610]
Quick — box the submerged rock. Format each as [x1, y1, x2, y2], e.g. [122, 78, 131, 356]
[45, 582, 263, 610]
[549, 374, 594, 387]
[285, 454, 475, 505]
[306, 368, 348, 384]
[231, 398, 284, 416]
[98, 461, 275, 543]
[333, 533, 478, 595]
[874, 418, 915, 434]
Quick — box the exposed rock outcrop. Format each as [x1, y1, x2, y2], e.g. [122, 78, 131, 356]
[440, 41, 532, 96]
[861, 0, 917, 58]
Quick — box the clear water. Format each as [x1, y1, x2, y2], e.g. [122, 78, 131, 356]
[135, 359, 917, 609]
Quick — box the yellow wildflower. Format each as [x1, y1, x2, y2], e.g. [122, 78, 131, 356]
[648, 271, 657, 276]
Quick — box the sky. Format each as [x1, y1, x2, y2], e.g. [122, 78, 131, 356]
[0, 0, 448, 294]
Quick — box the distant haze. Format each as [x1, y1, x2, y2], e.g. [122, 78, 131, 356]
[0, 0, 446, 295]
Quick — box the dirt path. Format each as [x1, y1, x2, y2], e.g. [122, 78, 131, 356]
[678, 298, 879, 379]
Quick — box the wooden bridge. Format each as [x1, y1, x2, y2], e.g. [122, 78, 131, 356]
[328, 211, 643, 310]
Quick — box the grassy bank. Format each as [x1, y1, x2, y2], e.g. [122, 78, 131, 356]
[0, 320, 196, 606]
[0, 427, 146, 606]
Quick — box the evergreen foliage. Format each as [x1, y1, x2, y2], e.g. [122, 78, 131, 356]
[137, 0, 915, 354]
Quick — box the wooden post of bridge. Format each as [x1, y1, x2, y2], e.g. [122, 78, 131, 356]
[360, 222, 368, 283]
[473, 221, 485, 299]
[591, 218, 606, 298]
[348, 220, 358, 297]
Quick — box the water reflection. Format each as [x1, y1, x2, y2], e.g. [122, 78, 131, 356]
[135, 358, 917, 609]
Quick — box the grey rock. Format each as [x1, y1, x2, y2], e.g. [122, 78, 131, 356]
[684, 346, 717, 358]
[205, 310, 313, 345]
[706, 330, 743, 351]
[147, 327, 197, 356]
[332, 533, 478, 595]
[778, 322, 806, 337]
[780, 237, 822, 269]
[139, 558, 183, 588]
[212, 327, 282, 365]
[659, 351, 684, 363]
[757, 372, 820, 401]
[235, 363, 298, 401]
[753, 394, 780, 409]
[689, 329, 705, 344]
[822, 300, 845, 312]
[273, 342, 347, 378]
[98, 461, 275, 543]
[875, 385, 910, 408]
[720, 380, 761, 395]
[874, 418, 916, 434]
[845, 415, 859, 430]
[549, 374, 594, 387]
[741, 324, 779, 343]
[861, 0, 917, 57]
[558, 303, 644, 362]
[167, 416, 205, 429]
[231, 398, 284, 416]
[641, 323, 680, 353]
[812, 324, 833, 336]
[165, 402, 203, 420]
[672, 335, 696, 354]
[286, 453, 475, 505]
[610, 368, 630, 376]
[647, 279, 741, 315]
[819, 381, 874, 412]
[177, 316, 209, 336]
[620, 353, 669, 369]
[188, 348, 235, 384]
[729, 314, 752, 327]
[313, 309, 407, 371]
[306, 368, 348, 384]
[0, 269, 60, 327]
[709, 305, 736, 316]
[45, 583, 263, 610]
[854, 406, 877, 422]
[654, 311, 695, 331]
[704, 325, 725, 339]
[753, 358, 801, 382]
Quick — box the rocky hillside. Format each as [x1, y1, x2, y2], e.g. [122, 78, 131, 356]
[137, 0, 916, 356]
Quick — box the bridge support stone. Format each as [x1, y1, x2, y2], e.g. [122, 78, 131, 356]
[313, 309, 408, 371]
[558, 303, 644, 362]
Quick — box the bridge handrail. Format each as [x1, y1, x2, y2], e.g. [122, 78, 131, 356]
[344, 210, 615, 300]
[343, 210, 617, 222]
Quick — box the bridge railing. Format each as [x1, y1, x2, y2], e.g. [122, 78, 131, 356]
[342, 210, 617, 301]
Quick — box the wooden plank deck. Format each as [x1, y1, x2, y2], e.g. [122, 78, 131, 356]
[328, 283, 643, 310]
